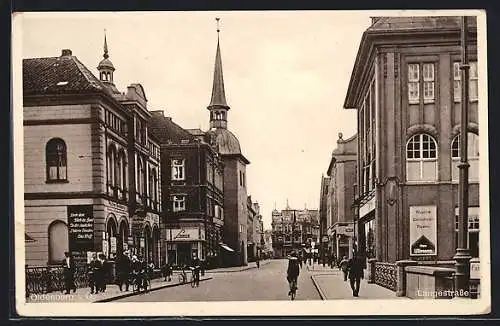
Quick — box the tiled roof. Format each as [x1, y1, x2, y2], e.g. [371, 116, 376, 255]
[149, 114, 195, 144]
[368, 16, 476, 33]
[23, 52, 109, 96]
[186, 128, 206, 136]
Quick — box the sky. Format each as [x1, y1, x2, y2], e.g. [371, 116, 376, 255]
[18, 11, 373, 230]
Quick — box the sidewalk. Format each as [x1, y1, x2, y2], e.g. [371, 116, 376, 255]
[206, 260, 271, 273]
[26, 274, 212, 303]
[309, 268, 403, 300]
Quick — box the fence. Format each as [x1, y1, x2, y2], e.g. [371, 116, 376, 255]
[25, 265, 89, 297]
[374, 262, 397, 291]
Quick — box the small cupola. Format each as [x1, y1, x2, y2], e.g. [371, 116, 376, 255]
[97, 31, 115, 84]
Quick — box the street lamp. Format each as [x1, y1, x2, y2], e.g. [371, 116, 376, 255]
[454, 15, 472, 298]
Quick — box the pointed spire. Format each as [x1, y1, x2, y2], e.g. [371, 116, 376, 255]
[103, 29, 109, 59]
[209, 18, 229, 108]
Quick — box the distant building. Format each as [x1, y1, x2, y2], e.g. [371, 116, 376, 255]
[344, 16, 480, 262]
[271, 203, 320, 258]
[149, 112, 225, 268]
[246, 196, 256, 261]
[325, 132, 357, 260]
[24, 39, 161, 267]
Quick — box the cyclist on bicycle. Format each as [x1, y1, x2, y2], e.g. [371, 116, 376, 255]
[287, 251, 300, 296]
[191, 257, 201, 287]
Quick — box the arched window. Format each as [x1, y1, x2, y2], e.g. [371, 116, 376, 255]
[451, 132, 479, 181]
[46, 138, 67, 182]
[406, 133, 438, 182]
[120, 149, 127, 197]
[48, 220, 68, 264]
[136, 157, 143, 196]
[115, 148, 121, 190]
[108, 145, 116, 192]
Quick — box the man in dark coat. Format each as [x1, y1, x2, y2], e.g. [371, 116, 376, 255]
[286, 252, 300, 296]
[62, 251, 77, 294]
[347, 250, 365, 297]
[87, 253, 100, 294]
[116, 251, 131, 291]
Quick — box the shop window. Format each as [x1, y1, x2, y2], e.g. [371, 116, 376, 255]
[172, 159, 185, 181]
[46, 138, 67, 182]
[406, 133, 438, 182]
[451, 132, 479, 182]
[455, 213, 479, 258]
[173, 195, 186, 212]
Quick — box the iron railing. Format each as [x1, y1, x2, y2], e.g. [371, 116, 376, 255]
[374, 262, 397, 291]
[25, 265, 90, 297]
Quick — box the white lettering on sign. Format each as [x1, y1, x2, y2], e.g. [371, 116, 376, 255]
[409, 205, 437, 256]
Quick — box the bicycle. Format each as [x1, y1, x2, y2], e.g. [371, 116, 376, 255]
[289, 279, 298, 300]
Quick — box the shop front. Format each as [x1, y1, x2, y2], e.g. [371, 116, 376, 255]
[131, 212, 161, 267]
[166, 226, 205, 266]
[358, 196, 376, 260]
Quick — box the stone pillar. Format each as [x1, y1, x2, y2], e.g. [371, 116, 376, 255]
[367, 258, 377, 284]
[395, 260, 418, 297]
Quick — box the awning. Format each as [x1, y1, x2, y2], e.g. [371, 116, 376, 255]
[219, 243, 235, 252]
[25, 233, 36, 243]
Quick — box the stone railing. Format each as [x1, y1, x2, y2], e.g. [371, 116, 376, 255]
[374, 262, 397, 291]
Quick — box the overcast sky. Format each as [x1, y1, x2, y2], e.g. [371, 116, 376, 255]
[18, 11, 374, 229]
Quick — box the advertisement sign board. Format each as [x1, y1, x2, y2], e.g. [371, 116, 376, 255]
[409, 205, 437, 256]
[67, 205, 94, 262]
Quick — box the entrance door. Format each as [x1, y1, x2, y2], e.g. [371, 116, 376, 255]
[177, 243, 191, 266]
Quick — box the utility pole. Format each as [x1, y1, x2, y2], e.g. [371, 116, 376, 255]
[454, 15, 472, 298]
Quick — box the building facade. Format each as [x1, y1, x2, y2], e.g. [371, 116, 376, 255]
[271, 204, 320, 258]
[24, 42, 161, 268]
[149, 112, 225, 268]
[344, 16, 480, 263]
[325, 133, 357, 260]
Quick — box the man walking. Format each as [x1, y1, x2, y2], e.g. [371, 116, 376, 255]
[62, 251, 76, 294]
[116, 250, 131, 291]
[87, 253, 99, 294]
[347, 250, 365, 297]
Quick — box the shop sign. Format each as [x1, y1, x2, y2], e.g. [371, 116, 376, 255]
[470, 259, 480, 280]
[409, 205, 437, 256]
[67, 205, 94, 262]
[110, 237, 117, 254]
[167, 228, 205, 241]
[102, 240, 109, 257]
[337, 224, 354, 237]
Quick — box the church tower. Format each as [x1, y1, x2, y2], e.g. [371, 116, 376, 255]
[97, 31, 120, 94]
[206, 18, 250, 267]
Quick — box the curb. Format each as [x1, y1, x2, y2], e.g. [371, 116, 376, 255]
[310, 275, 327, 300]
[206, 261, 272, 273]
[94, 277, 213, 303]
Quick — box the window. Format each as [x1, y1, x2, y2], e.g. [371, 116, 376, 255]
[423, 63, 435, 103]
[173, 195, 186, 212]
[451, 132, 480, 182]
[406, 134, 438, 182]
[239, 224, 244, 233]
[46, 138, 67, 182]
[455, 209, 479, 258]
[454, 61, 478, 102]
[171, 159, 185, 180]
[408, 63, 420, 104]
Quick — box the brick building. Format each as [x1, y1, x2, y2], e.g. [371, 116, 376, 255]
[343, 16, 480, 263]
[149, 112, 225, 268]
[23, 39, 162, 267]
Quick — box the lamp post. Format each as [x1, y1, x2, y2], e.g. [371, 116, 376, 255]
[454, 15, 472, 298]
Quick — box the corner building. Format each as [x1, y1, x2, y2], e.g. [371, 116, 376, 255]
[24, 41, 161, 268]
[344, 16, 480, 263]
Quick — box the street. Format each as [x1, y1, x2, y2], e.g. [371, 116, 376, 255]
[116, 259, 321, 301]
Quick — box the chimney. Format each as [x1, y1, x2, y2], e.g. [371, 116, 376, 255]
[61, 49, 72, 56]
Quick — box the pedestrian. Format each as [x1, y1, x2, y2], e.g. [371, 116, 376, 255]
[200, 258, 206, 276]
[347, 250, 365, 297]
[339, 255, 349, 281]
[62, 251, 76, 294]
[286, 251, 300, 296]
[116, 250, 131, 291]
[87, 253, 99, 294]
[96, 253, 107, 293]
[255, 255, 260, 269]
